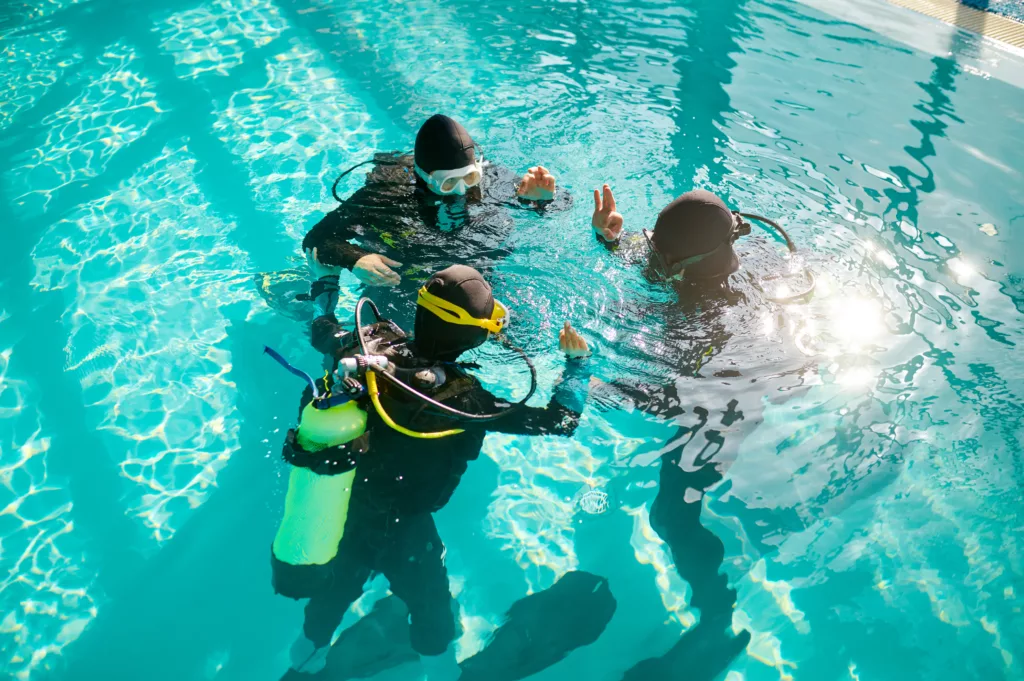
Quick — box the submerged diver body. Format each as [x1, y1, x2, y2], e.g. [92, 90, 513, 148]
[271, 265, 592, 680]
[586, 185, 811, 678]
[300, 114, 568, 329]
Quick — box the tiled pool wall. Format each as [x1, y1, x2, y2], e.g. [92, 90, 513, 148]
[959, 0, 1024, 23]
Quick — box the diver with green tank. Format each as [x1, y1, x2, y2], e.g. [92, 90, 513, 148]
[266, 264, 592, 680]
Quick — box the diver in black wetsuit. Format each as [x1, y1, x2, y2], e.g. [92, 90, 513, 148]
[285, 265, 592, 679]
[300, 114, 568, 327]
[589, 186, 757, 679]
[592, 185, 747, 286]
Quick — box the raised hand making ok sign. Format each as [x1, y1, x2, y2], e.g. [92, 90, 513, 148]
[592, 184, 624, 242]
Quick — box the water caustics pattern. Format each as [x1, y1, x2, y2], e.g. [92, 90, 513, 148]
[30, 144, 260, 543]
[9, 44, 163, 216]
[0, 28, 77, 134]
[0, 339, 97, 681]
[1, 0, 1023, 679]
[212, 41, 382, 241]
[157, 0, 288, 80]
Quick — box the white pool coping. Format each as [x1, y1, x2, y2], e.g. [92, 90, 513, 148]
[794, 0, 1024, 89]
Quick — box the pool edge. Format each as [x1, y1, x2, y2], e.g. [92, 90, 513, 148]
[887, 0, 1024, 48]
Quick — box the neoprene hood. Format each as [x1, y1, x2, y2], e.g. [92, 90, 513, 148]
[414, 115, 476, 174]
[415, 265, 494, 361]
[651, 189, 740, 280]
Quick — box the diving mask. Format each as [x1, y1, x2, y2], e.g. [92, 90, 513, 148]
[417, 286, 509, 335]
[414, 161, 483, 196]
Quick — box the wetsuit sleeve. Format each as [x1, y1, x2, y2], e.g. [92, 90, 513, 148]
[596, 231, 646, 258]
[591, 377, 684, 420]
[596, 231, 621, 251]
[302, 209, 373, 271]
[309, 276, 348, 358]
[469, 359, 591, 437]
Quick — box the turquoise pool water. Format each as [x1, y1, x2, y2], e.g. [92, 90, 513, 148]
[2, 0, 1023, 679]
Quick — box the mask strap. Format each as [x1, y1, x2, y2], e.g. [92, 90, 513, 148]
[417, 287, 503, 333]
[645, 228, 733, 281]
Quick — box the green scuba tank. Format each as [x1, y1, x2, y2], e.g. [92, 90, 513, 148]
[272, 400, 367, 566]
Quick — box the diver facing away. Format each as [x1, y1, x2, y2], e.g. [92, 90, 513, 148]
[592, 184, 813, 300]
[268, 265, 592, 680]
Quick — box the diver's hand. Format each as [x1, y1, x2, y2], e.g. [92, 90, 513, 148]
[517, 166, 557, 201]
[592, 184, 623, 241]
[559, 322, 591, 358]
[353, 254, 402, 287]
[305, 246, 342, 279]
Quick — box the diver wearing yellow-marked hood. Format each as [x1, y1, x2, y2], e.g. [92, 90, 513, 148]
[413, 265, 507, 360]
[280, 264, 594, 676]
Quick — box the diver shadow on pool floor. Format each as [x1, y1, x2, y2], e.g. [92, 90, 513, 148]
[620, 620, 752, 681]
[285, 571, 616, 681]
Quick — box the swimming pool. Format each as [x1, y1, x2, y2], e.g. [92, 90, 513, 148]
[2, 0, 1023, 679]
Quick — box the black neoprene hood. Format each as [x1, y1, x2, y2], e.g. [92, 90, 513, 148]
[414, 115, 476, 174]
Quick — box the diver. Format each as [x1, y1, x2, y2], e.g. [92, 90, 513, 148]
[591, 184, 812, 293]
[297, 114, 568, 323]
[268, 264, 593, 680]
[581, 184, 816, 679]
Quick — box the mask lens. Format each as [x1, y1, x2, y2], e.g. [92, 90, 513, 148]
[463, 170, 481, 188]
[440, 177, 459, 193]
[494, 300, 509, 331]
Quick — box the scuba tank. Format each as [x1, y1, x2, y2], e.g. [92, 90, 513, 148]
[264, 344, 370, 600]
[272, 399, 367, 568]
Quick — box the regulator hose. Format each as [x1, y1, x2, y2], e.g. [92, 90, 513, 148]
[354, 297, 538, 423]
[739, 213, 816, 303]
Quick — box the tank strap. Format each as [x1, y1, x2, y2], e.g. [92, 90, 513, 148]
[282, 429, 362, 476]
[405, 376, 476, 425]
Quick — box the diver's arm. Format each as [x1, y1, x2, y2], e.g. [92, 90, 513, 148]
[310, 284, 348, 359]
[302, 210, 375, 272]
[592, 377, 684, 420]
[480, 358, 592, 437]
[303, 248, 348, 358]
[482, 323, 592, 437]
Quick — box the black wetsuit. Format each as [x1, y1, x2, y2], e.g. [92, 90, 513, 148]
[297, 328, 590, 656]
[592, 238, 756, 678]
[302, 153, 571, 327]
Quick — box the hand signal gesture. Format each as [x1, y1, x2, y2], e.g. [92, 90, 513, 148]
[559, 322, 591, 358]
[517, 166, 557, 201]
[592, 184, 623, 241]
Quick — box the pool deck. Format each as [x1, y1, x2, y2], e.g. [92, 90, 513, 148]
[889, 0, 1024, 47]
